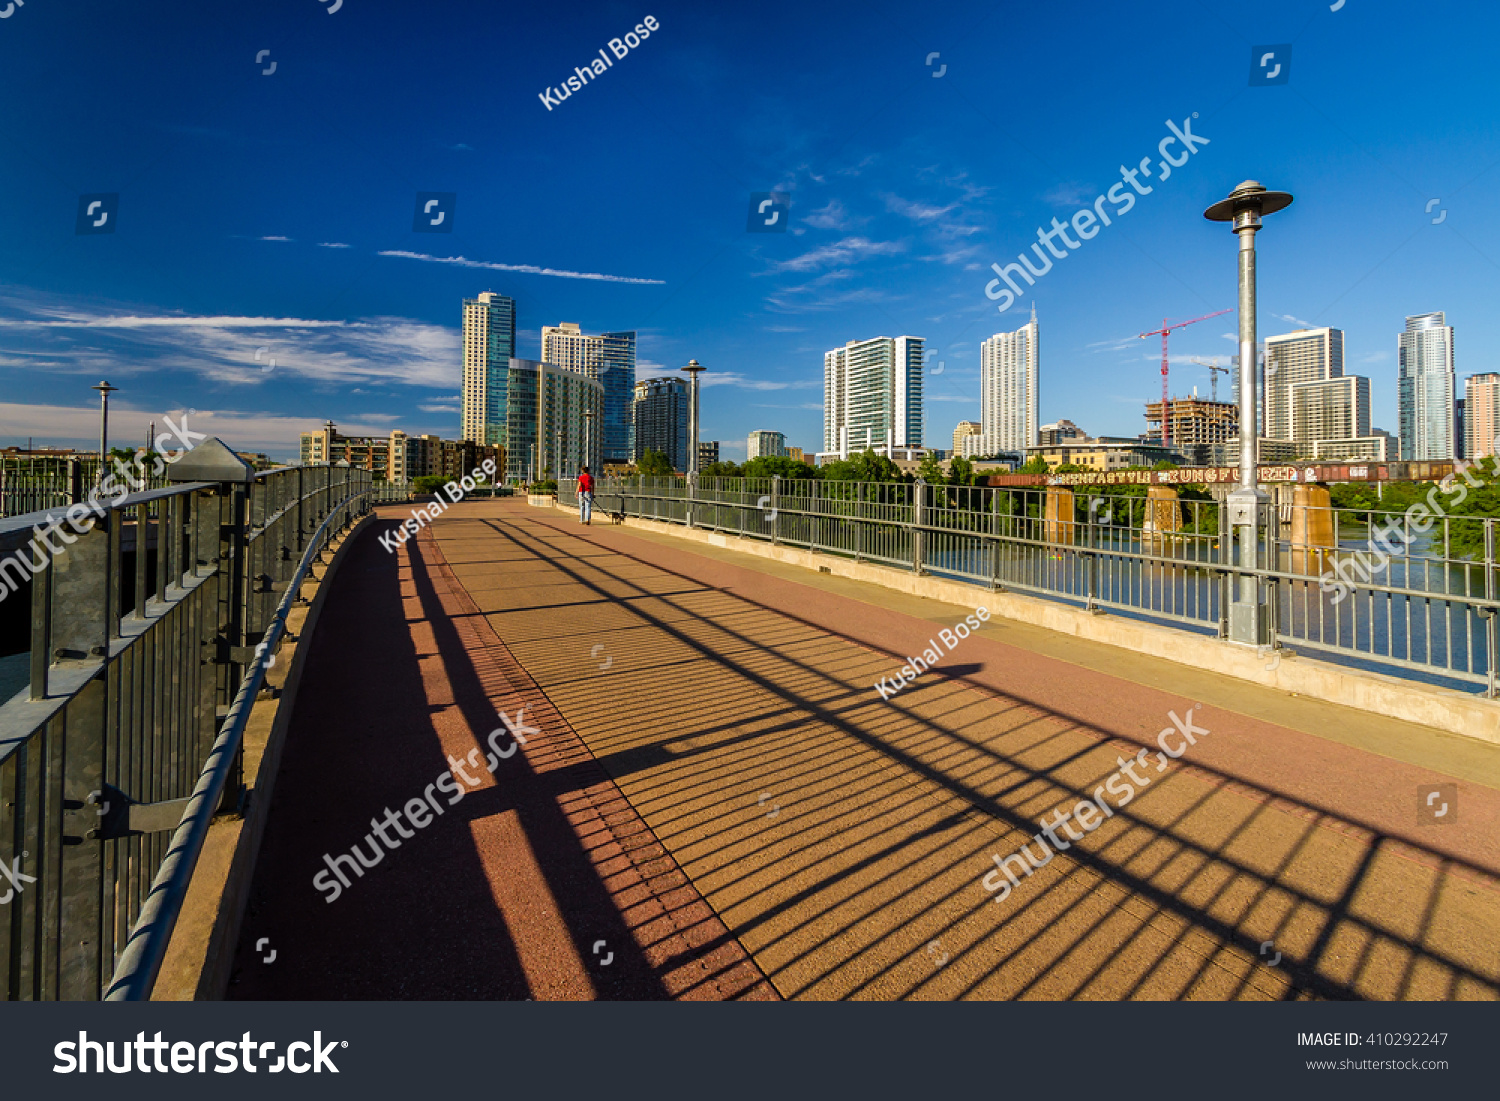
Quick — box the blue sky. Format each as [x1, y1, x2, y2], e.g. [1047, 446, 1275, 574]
[1, 0, 1496, 460]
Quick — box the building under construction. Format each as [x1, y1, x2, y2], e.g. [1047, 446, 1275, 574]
[1145, 396, 1238, 466]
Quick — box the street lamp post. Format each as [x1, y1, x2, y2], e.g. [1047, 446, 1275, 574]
[681, 359, 705, 476]
[92, 380, 118, 481]
[681, 359, 706, 529]
[1204, 180, 1293, 648]
[583, 408, 597, 476]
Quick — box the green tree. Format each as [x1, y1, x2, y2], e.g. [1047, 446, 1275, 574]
[743, 455, 822, 480]
[914, 453, 946, 484]
[700, 460, 742, 478]
[413, 474, 448, 495]
[947, 455, 975, 487]
[823, 448, 905, 483]
[637, 448, 674, 477]
[1018, 455, 1050, 476]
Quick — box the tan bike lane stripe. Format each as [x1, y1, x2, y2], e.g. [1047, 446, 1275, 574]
[433, 504, 1500, 1001]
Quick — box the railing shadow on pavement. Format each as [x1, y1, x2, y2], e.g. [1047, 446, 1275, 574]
[230, 515, 688, 1000]
[463, 506, 1500, 1002]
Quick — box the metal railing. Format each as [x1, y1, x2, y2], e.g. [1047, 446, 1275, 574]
[0, 462, 372, 1000]
[564, 475, 1500, 696]
[1, 456, 174, 519]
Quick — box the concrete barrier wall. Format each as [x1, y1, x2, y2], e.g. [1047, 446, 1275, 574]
[569, 504, 1499, 746]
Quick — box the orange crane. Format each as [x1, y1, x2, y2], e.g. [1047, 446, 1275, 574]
[1140, 310, 1231, 448]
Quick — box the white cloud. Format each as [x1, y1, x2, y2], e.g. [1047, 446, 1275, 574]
[769, 236, 906, 273]
[259, 236, 292, 242]
[881, 194, 958, 222]
[0, 291, 460, 389]
[1272, 312, 1315, 329]
[0, 401, 398, 457]
[379, 250, 665, 285]
[699, 373, 820, 391]
[317, 242, 351, 249]
[801, 199, 861, 231]
[1042, 182, 1096, 208]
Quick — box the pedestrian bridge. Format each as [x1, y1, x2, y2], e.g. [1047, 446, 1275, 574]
[5, 486, 1498, 1000]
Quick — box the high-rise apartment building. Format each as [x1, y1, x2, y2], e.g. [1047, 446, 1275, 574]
[1398, 312, 1456, 460]
[461, 292, 517, 447]
[632, 378, 689, 471]
[979, 307, 1039, 454]
[1290, 376, 1370, 449]
[952, 421, 982, 454]
[1466, 372, 1500, 460]
[785, 446, 805, 464]
[1263, 327, 1343, 445]
[540, 322, 636, 464]
[502, 359, 604, 480]
[747, 430, 786, 460]
[697, 441, 720, 468]
[1038, 419, 1087, 447]
[822, 335, 924, 460]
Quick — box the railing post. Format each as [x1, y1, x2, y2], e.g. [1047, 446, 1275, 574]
[45, 509, 113, 999]
[855, 482, 864, 562]
[1486, 519, 1497, 699]
[771, 475, 781, 546]
[912, 478, 926, 575]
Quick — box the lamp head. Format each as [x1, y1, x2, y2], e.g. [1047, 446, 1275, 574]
[1204, 180, 1293, 229]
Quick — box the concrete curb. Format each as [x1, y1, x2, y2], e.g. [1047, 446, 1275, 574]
[154, 512, 376, 1000]
[556, 504, 1498, 745]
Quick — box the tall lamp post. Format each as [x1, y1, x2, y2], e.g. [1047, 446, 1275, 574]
[583, 408, 597, 476]
[92, 380, 118, 481]
[681, 359, 705, 475]
[1204, 180, 1293, 648]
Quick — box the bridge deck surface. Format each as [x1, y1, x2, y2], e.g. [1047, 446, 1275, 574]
[232, 499, 1500, 1000]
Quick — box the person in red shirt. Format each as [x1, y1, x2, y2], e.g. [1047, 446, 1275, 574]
[577, 466, 595, 525]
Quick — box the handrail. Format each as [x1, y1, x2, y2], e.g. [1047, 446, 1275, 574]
[102, 486, 367, 1001]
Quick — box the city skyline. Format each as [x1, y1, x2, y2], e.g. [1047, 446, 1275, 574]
[2, 1, 1498, 464]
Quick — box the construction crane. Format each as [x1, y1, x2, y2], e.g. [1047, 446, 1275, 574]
[1139, 310, 1231, 447]
[1189, 357, 1232, 403]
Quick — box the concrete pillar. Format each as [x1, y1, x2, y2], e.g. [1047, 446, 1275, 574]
[1142, 485, 1182, 547]
[1288, 484, 1335, 574]
[1043, 487, 1075, 545]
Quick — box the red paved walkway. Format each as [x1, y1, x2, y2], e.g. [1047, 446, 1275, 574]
[232, 500, 1500, 1000]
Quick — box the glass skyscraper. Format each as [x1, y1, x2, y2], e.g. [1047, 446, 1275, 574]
[822, 334, 925, 459]
[504, 359, 603, 481]
[540, 322, 637, 465]
[1398, 312, 1456, 460]
[461, 292, 517, 448]
[979, 307, 1038, 455]
[632, 377, 689, 471]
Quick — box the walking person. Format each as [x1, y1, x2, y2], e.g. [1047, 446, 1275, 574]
[578, 465, 595, 525]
